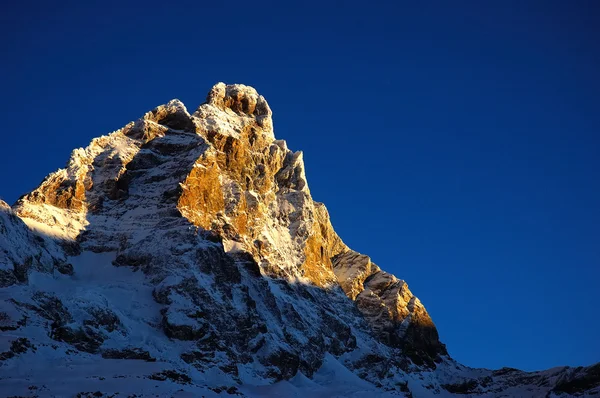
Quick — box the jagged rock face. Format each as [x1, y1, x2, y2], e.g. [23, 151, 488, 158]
[333, 250, 447, 367]
[2, 83, 598, 397]
[178, 84, 345, 288]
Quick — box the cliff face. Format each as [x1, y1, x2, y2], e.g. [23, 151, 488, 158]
[1, 83, 597, 397]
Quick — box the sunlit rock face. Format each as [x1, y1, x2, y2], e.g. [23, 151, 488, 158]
[333, 250, 448, 367]
[2, 83, 598, 397]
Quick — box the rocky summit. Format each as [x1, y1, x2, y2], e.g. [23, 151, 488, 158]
[0, 83, 598, 397]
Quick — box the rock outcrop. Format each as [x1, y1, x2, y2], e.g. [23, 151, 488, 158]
[1, 83, 597, 397]
[333, 250, 447, 367]
[0, 200, 68, 287]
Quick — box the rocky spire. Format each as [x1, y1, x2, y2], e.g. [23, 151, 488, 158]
[11, 82, 446, 368]
[12, 82, 445, 354]
[3, 83, 595, 396]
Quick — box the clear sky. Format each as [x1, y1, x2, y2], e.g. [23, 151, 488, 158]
[1, 0, 598, 372]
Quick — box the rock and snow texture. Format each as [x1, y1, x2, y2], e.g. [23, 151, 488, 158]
[1, 83, 598, 397]
[333, 251, 447, 368]
[0, 201, 70, 287]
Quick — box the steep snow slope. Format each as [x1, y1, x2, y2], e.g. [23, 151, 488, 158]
[1, 83, 598, 397]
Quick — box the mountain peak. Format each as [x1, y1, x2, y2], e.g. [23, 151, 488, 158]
[199, 82, 274, 136]
[2, 84, 598, 397]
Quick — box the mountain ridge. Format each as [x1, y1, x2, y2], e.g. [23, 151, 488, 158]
[0, 83, 597, 397]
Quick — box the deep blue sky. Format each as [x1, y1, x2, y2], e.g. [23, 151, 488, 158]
[1, 1, 599, 372]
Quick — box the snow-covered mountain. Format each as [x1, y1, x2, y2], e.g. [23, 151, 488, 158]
[1, 83, 597, 397]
